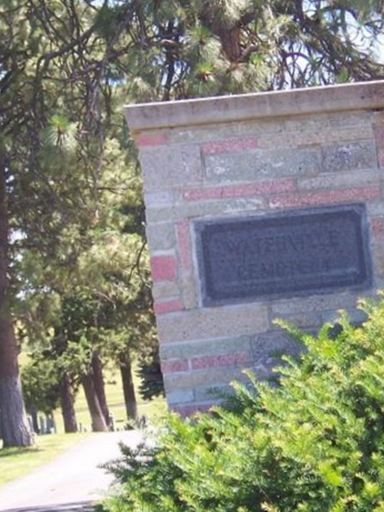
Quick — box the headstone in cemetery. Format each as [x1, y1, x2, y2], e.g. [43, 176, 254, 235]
[124, 81, 384, 415]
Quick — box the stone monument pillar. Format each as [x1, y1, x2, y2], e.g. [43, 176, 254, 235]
[124, 81, 384, 415]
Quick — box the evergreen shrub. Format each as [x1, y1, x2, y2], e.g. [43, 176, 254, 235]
[104, 297, 384, 512]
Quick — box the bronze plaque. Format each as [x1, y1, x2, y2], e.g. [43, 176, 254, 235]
[195, 204, 371, 306]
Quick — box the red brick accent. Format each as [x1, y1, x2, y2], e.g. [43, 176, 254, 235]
[378, 149, 384, 168]
[172, 403, 213, 417]
[161, 359, 189, 373]
[135, 133, 168, 147]
[150, 255, 177, 281]
[374, 125, 384, 167]
[201, 136, 258, 155]
[191, 351, 251, 370]
[183, 178, 295, 201]
[374, 124, 384, 146]
[269, 185, 380, 209]
[371, 217, 384, 239]
[154, 298, 184, 315]
[177, 221, 192, 270]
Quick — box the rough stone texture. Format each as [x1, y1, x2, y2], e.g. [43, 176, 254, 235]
[191, 351, 253, 370]
[140, 145, 202, 191]
[183, 178, 296, 201]
[161, 359, 189, 374]
[154, 298, 184, 315]
[268, 185, 380, 210]
[152, 280, 181, 301]
[146, 222, 176, 252]
[167, 389, 194, 405]
[124, 81, 384, 414]
[160, 335, 253, 360]
[150, 254, 178, 282]
[124, 81, 384, 131]
[202, 136, 259, 155]
[163, 366, 247, 390]
[203, 147, 321, 182]
[321, 141, 377, 173]
[156, 303, 269, 343]
[297, 168, 382, 191]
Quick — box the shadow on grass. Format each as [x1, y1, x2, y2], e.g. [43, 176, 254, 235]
[1, 501, 101, 512]
[0, 447, 42, 459]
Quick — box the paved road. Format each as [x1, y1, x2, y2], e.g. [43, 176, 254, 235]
[0, 431, 143, 512]
[0, 503, 96, 512]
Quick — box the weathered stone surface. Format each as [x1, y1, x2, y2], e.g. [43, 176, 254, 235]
[370, 217, 384, 238]
[203, 147, 321, 183]
[145, 205, 177, 223]
[321, 141, 377, 172]
[166, 389, 194, 405]
[179, 272, 198, 310]
[202, 136, 259, 155]
[367, 200, 384, 217]
[124, 81, 384, 131]
[161, 359, 189, 373]
[258, 128, 374, 153]
[270, 290, 358, 317]
[146, 196, 268, 223]
[146, 222, 176, 252]
[321, 307, 368, 326]
[182, 178, 295, 201]
[191, 351, 252, 370]
[177, 197, 266, 221]
[268, 185, 380, 210]
[250, 332, 303, 372]
[279, 311, 322, 329]
[176, 220, 192, 270]
[373, 124, 384, 154]
[135, 132, 168, 146]
[160, 336, 252, 360]
[157, 304, 269, 343]
[154, 298, 184, 315]
[152, 280, 180, 301]
[144, 190, 175, 208]
[163, 366, 247, 389]
[150, 254, 178, 282]
[297, 168, 382, 191]
[167, 111, 373, 146]
[139, 144, 202, 191]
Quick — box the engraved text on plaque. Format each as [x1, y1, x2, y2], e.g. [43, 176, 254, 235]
[195, 204, 371, 306]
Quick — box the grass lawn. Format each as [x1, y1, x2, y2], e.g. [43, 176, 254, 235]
[0, 433, 89, 488]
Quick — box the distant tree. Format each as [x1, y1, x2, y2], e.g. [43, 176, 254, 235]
[21, 357, 60, 433]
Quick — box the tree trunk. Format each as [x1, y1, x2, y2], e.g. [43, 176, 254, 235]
[29, 405, 39, 434]
[119, 352, 137, 421]
[91, 351, 110, 427]
[60, 372, 77, 433]
[0, 153, 33, 447]
[82, 372, 108, 432]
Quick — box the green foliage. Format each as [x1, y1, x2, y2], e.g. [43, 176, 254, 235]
[21, 357, 60, 415]
[105, 297, 384, 512]
[137, 343, 164, 400]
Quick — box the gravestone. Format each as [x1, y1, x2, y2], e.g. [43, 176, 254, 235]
[124, 81, 384, 415]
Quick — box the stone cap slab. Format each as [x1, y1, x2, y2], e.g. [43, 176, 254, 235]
[124, 80, 384, 133]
